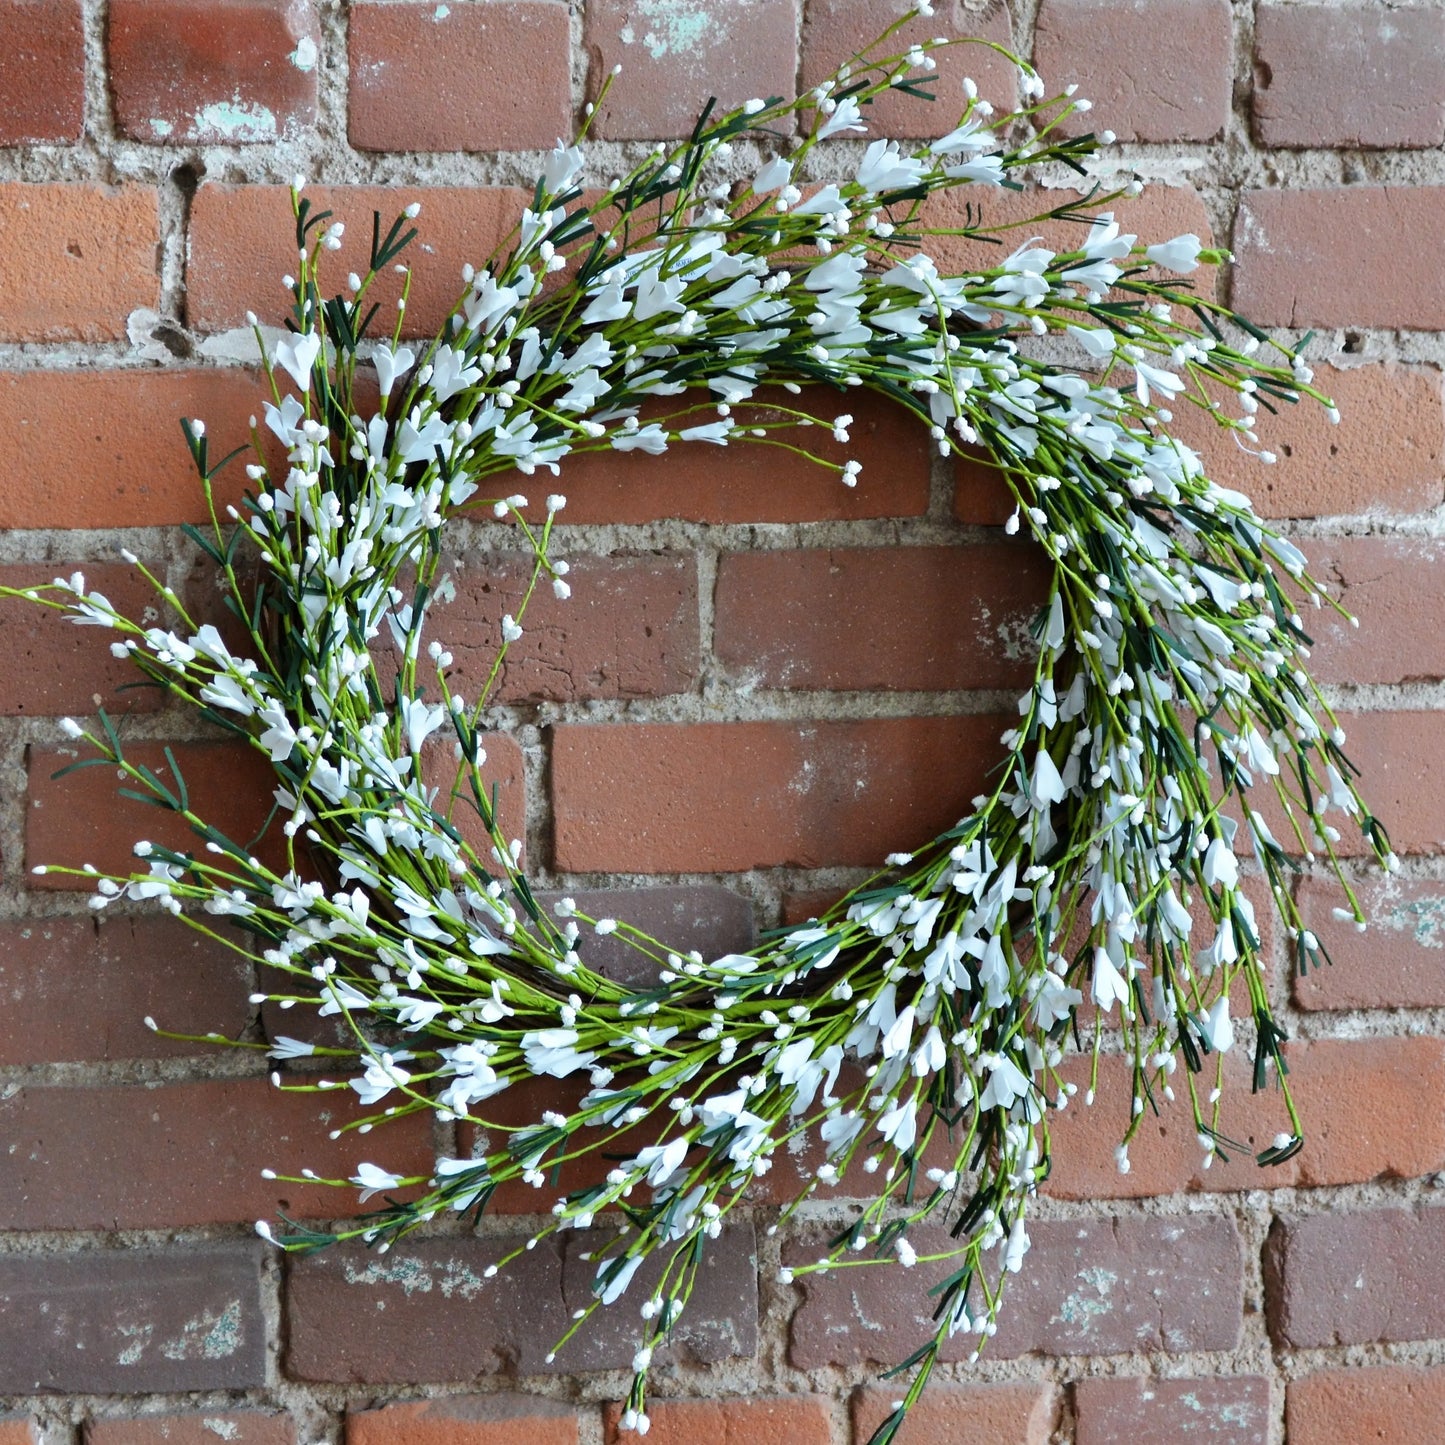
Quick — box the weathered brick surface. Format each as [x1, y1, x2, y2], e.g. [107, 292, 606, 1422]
[0, 184, 158, 341]
[787, 1214, 1243, 1367]
[1286, 1365, 1445, 1445]
[1329, 710, 1445, 856]
[603, 1397, 831, 1445]
[552, 714, 1007, 873]
[1294, 873, 1445, 1010]
[1166, 364, 1445, 520]
[1034, 0, 1232, 141]
[0, 0, 84, 143]
[346, 1396, 577, 1445]
[584, 0, 798, 140]
[534, 884, 755, 986]
[553, 387, 932, 524]
[0, 1245, 266, 1393]
[188, 185, 527, 336]
[0, 563, 167, 714]
[349, 2, 570, 153]
[851, 1382, 1057, 1445]
[109, 0, 318, 144]
[434, 551, 699, 703]
[1266, 1207, 1445, 1347]
[1254, 4, 1445, 150]
[1299, 537, 1445, 684]
[0, 368, 258, 530]
[800, 0, 1016, 134]
[714, 544, 1048, 692]
[0, 1076, 435, 1228]
[1074, 1375, 1271, 1445]
[1234, 187, 1445, 331]
[1044, 1038, 1445, 1199]
[0, 915, 253, 1065]
[87, 1413, 294, 1445]
[287, 1225, 757, 1381]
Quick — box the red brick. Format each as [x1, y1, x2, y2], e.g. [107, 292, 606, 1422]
[1332, 710, 1445, 856]
[714, 543, 1048, 692]
[1293, 537, 1445, 684]
[1287, 1365, 1445, 1445]
[349, 2, 570, 153]
[925, 181, 1214, 286]
[555, 387, 931, 524]
[1163, 364, 1444, 520]
[852, 1382, 1056, 1445]
[0, 0, 84, 143]
[0, 1244, 266, 1394]
[27, 738, 280, 888]
[1234, 187, 1445, 331]
[1255, 4, 1445, 150]
[604, 1397, 831, 1445]
[1265, 1206, 1445, 1347]
[1034, 0, 1232, 142]
[0, 563, 167, 715]
[188, 184, 526, 337]
[584, 0, 797, 141]
[1044, 1038, 1445, 1200]
[432, 551, 699, 703]
[1294, 873, 1445, 1010]
[0, 184, 158, 341]
[347, 1396, 576, 1445]
[0, 1075, 435, 1229]
[787, 1213, 1243, 1367]
[0, 368, 259, 530]
[88, 1413, 293, 1445]
[0, 915, 253, 1065]
[800, 0, 1015, 137]
[0, 1422, 36, 1445]
[109, 0, 319, 144]
[552, 713, 1008, 873]
[1074, 1376, 1270, 1445]
[286, 1225, 757, 1380]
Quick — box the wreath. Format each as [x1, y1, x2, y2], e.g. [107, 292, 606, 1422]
[15, 17, 1390, 1443]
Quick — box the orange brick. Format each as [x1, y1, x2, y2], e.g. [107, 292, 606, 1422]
[188, 184, 528, 337]
[603, 1398, 831, 1445]
[1287, 1365, 1445, 1445]
[0, 183, 158, 341]
[552, 714, 1008, 872]
[347, 1396, 577, 1445]
[852, 1382, 1056, 1445]
[0, 368, 259, 530]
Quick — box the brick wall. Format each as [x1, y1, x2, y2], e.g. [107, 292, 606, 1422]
[1, 1, 1443, 1442]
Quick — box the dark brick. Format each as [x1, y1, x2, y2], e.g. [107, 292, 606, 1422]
[1266, 1207, 1445, 1347]
[287, 1224, 756, 1381]
[0, 915, 254, 1065]
[714, 544, 1047, 692]
[534, 885, 754, 988]
[429, 551, 699, 704]
[0, 1245, 266, 1393]
[1074, 1376, 1271, 1445]
[787, 1214, 1243, 1367]
[0, 1077, 434, 1228]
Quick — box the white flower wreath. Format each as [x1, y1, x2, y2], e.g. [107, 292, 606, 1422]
[16, 18, 1390, 1442]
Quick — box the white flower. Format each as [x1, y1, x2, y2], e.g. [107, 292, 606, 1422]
[1067, 324, 1116, 359]
[1145, 233, 1203, 274]
[351, 1162, 405, 1201]
[543, 141, 585, 192]
[817, 97, 866, 140]
[978, 1054, 1031, 1111]
[1201, 995, 1235, 1054]
[1090, 946, 1133, 1016]
[753, 156, 791, 192]
[372, 342, 416, 398]
[597, 1253, 643, 1306]
[272, 331, 321, 391]
[632, 1137, 689, 1188]
[1203, 836, 1239, 889]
